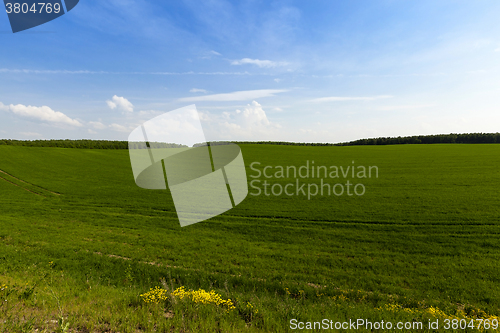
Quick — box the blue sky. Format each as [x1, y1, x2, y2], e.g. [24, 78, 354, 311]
[1, 0, 500, 143]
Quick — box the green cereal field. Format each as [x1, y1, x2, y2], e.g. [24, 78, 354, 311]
[1, 143, 500, 332]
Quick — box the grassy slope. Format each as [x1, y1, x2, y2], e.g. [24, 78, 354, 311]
[0, 144, 500, 332]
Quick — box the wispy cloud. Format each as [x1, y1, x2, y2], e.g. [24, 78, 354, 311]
[200, 50, 223, 60]
[190, 88, 208, 93]
[88, 121, 107, 130]
[0, 102, 82, 127]
[0, 69, 110, 74]
[106, 95, 134, 113]
[311, 95, 393, 103]
[0, 68, 257, 76]
[89, 120, 138, 133]
[231, 58, 289, 68]
[376, 104, 435, 111]
[109, 123, 133, 133]
[179, 89, 288, 102]
[152, 71, 254, 76]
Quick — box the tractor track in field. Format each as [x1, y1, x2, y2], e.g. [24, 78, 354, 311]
[0, 168, 60, 197]
[90, 250, 270, 283]
[89, 251, 329, 288]
[0, 171, 44, 197]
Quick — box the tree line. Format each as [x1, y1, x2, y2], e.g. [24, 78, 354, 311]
[0, 139, 129, 149]
[1, 133, 499, 149]
[335, 133, 500, 146]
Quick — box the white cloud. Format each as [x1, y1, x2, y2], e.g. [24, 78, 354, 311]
[109, 123, 133, 133]
[1, 102, 82, 126]
[310, 95, 393, 103]
[238, 101, 271, 126]
[138, 110, 163, 117]
[495, 47, 500, 52]
[231, 58, 289, 68]
[106, 95, 134, 113]
[190, 88, 208, 93]
[202, 101, 281, 141]
[88, 120, 136, 134]
[179, 89, 288, 102]
[210, 50, 221, 56]
[89, 121, 107, 130]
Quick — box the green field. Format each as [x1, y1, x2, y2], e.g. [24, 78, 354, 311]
[1, 144, 500, 332]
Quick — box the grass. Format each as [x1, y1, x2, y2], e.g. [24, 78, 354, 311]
[0, 143, 500, 332]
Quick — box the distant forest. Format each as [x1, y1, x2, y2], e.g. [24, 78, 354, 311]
[335, 132, 500, 146]
[0, 139, 129, 149]
[1, 133, 500, 149]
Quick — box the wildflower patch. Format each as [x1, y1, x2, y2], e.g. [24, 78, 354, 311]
[140, 286, 169, 304]
[172, 286, 236, 312]
[140, 286, 236, 312]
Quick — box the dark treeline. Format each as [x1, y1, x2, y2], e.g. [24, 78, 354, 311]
[335, 133, 500, 146]
[215, 133, 500, 146]
[227, 141, 335, 146]
[0, 139, 129, 149]
[225, 133, 500, 146]
[130, 142, 187, 149]
[1, 133, 499, 149]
